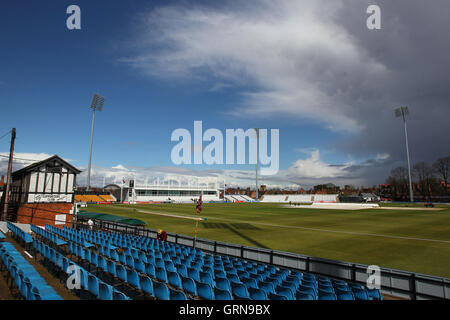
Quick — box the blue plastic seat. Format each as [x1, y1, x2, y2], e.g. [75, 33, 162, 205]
[297, 285, 317, 298]
[90, 252, 98, 269]
[79, 267, 89, 291]
[118, 252, 127, 265]
[281, 279, 298, 292]
[165, 261, 177, 273]
[303, 273, 316, 282]
[181, 276, 197, 296]
[116, 265, 128, 285]
[200, 271, 215, 287]
[215, 276, 232, 292]
[197, 282, 215, 300]
[113, 289, 131, 300]
[335, 289, 355, 300]
[318, 286, 334, 294]
[107, 260, 117, 279]
[155, 267, 168, 282]
[268, 292, 287, 300]
[241, 277, 258, 289]
[296, 291, 315, 300]
[167, 271, 183, 289]
[231, 281, 250, 299]
[155, 258, 165, 269]
[140, 274, 154, 297]
[175, 264, 188, 278]
[367, 288, 383, 300]
[267, 275, 282, 286]
[334, 284, 351, 292]
[145, 262, 156, 278]
[87, 274, 100, 298]
[98, 282, 113, 300]
[153, 281, 170, 300]
[127, 269, 141, 290]
[248, 287, 268, 300]
[227, 273, 241, 284]
[215, 270, 226, 278]
[170, 288, 188, 300]
[214, 288, 233, 300]
[319, 292, 337, 300]
[276, 285, 295, 300]
[318, 280, 333, 288]
[97, 256, 108, 275]
[258, 280, 275, 295]
[302, 279, 318, 288]
[187, 267, 201, 282]
[134, 259, 146, 274]
[352, 288, 371, 300]
[300, 281, 317, 291]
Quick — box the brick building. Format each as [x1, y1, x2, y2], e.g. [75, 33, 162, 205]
[1, 155, 81, 228]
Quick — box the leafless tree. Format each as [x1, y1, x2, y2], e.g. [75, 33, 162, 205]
[386, 166, 410, 198]
[413, 162, 435, 196]
[433, 157, 450, 191]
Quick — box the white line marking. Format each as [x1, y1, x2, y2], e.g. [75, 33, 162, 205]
[24, 251, 33, 259]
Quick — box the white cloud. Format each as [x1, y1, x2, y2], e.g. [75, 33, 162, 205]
[0, 151, 386, 190]
[111, 164, 129, 171]
[122, 0, 388, 132]
[376, 153, 390, 161]
[286, 149, 351, 179]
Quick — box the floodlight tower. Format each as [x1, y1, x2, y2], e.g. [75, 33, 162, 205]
[395, 106, 414, 202]
[87, 93, 105, 191]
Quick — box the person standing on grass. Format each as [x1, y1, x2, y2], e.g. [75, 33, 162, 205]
[157, 229, 168, 242]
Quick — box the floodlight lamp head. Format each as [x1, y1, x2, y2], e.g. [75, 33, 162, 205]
[395, 106, 409, 118]
[90, 93, 105, 111]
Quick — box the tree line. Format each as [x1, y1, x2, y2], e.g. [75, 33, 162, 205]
[386, 156, 449, 200]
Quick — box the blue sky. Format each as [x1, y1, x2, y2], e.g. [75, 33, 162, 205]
[1, 1, 448, 188]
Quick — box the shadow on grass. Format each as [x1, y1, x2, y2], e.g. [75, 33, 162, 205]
[202, 222, 268, 248]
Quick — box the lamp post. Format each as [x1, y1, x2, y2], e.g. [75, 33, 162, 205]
[395, 106, 414, 202]
[87, 93, 105, 191]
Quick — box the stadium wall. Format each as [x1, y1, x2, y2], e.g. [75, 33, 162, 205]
[16, 203, 73, 228]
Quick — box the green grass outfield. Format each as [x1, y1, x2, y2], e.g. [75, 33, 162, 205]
[86, 202, 450, 278]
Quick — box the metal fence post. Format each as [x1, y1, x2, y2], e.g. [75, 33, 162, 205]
[351, 264, 356, 282]
[411, 273, 417, 300]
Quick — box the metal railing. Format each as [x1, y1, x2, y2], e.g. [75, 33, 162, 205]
[75, 218, 450, 300]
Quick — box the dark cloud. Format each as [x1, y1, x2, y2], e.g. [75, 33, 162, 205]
[333, 0, 450, 166]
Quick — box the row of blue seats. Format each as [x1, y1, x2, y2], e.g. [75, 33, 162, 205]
[66, 237, 298, 300]
[0, 242, 62, 300]
[33, 238, 131, 300]
[284, 274, 383, 300]
[52, 226, 383, 300]
[64, 226, 151, 249]
[0, 231, 6, 241]
[46, 225, 96, 248]
[64, 225, 202, 255]
[7, 222, 33, 245]
[60, 227, 335, 300]
[31, 224, 66, 246]
[64, 241, 190, 300]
